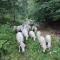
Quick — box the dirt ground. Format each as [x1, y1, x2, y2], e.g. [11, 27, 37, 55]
[38, 22, 60, 38]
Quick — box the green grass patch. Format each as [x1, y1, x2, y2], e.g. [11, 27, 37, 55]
[0, 24, 60, 60]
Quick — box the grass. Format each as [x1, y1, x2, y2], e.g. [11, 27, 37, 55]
[0, 24, 60, 60]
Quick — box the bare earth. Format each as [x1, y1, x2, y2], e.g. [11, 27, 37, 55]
[38, 24, 60, 39]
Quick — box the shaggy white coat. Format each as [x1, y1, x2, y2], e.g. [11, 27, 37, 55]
[29, 31, 36, 41]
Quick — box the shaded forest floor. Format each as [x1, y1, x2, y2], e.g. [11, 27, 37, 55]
[39, 21, 60, 38]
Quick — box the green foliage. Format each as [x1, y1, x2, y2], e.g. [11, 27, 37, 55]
[27, 0, 60, 22]
[0, 0, 60, 24]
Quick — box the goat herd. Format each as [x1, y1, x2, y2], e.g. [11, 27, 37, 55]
[13, 19, 51, 53]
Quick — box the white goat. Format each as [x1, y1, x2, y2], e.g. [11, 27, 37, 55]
[25, 18, 34, 25]
[16, 32, 24, 42]
[32, 25, 37, 32]
[45, 34, 51, 50]
[13, 25, 23, 32]
[29, 31, 36, 41]
[23, 24, 31, 31]
[19, 42, 25, 53]
[22, 28, 29, 40]
[36, 31, 47, 52]
[16, 32, 25, 53]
